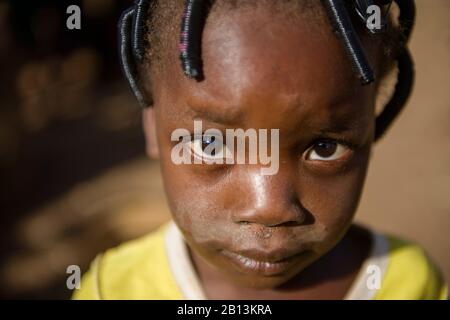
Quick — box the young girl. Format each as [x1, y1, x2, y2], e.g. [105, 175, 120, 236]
[74, 0, 447, 299]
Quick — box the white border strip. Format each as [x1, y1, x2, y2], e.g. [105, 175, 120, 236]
[164, 222, 207, 300]
[344, 232, 390, 300]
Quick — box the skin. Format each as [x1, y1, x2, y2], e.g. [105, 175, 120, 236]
[143, 4, 382, 299]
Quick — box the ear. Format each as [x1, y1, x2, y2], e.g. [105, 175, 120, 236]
[143, 107, 160, 159]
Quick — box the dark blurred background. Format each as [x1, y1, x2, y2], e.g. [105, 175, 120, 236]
[0, 0, 172, 299]
[0, 0, 449, 299]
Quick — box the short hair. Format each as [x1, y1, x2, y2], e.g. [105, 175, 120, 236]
[118, 0, 416, 141]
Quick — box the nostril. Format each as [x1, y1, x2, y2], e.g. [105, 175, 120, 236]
[232, 205, 311, 227]
[266, 217, 304, 228]
[279, 220, 303, 227]
[264, 205, 312, 227]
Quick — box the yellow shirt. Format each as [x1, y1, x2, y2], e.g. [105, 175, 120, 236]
[73, 222, 447, 300]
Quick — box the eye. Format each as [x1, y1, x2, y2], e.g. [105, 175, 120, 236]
[189, 134, 233, 163]
[305, 140, 351, 161]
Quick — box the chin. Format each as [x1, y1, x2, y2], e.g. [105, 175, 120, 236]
[242, 275, 293, 290]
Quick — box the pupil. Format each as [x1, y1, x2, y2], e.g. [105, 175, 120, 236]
[202, 135, 217, 156]
[314, 141, 337, 158]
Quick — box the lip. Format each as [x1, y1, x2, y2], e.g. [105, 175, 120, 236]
[220, 248, 309, 277]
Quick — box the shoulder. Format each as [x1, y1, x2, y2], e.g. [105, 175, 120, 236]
[376, 234, 448, 300]
[72, 223, 183, 300]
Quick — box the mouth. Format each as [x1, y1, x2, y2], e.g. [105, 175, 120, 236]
[220, 248, 310, 277]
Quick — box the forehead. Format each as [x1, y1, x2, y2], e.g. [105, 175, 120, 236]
[155, 5, 374, 129]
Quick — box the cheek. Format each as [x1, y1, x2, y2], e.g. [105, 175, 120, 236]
[159, 159, 228, 241]
[299, 151, 370, 249]
[154, 111, 231, 246]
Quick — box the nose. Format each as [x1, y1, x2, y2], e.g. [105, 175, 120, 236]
[231, 166, 305, 227]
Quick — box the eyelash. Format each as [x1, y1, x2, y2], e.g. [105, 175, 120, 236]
[186, 134, 232, 163]
[303, 138, 356, 162]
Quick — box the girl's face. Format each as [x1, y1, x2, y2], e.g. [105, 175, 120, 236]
[145, 6, 378, 289]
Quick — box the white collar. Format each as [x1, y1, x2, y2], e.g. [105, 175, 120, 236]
[164, 222, 389, 300]
[343, 230, 389, 300]
[165, 222, 207, 299]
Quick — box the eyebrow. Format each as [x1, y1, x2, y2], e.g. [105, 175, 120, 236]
[318, 122, 363, 134]
[187, 105, 245, 126]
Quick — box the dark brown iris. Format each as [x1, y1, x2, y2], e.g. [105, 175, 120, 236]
[313, 141, 337, 158]
[202, 135, 218, 156]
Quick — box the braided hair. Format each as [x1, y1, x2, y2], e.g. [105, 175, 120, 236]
[118, 0, 416, 141]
